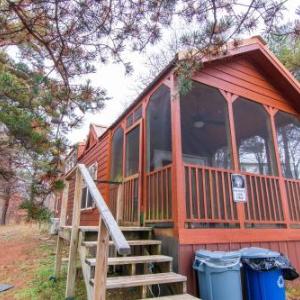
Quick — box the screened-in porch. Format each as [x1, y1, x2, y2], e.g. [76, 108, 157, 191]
[108, 77, 300, 230]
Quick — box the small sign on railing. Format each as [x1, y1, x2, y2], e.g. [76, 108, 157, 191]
[231, 174, 247, 202]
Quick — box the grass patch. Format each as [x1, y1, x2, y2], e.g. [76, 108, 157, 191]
[15, 242, 86, 300]
[287, 283, 300, 300]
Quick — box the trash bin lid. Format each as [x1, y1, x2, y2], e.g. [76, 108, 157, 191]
[239, 247, 280, 259]
[195, 250, 241, 268]
[195, 249, 241, 261]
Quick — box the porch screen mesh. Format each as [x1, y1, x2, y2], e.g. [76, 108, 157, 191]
[180, 82, 232, 169]
[146, 84, 172, 172]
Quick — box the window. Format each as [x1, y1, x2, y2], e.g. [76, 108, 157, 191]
[180, 82, 232, 169]
[134, 106, 143, 122]
[146, 85, 172, 171]
[126, 105, 143, 128]
[81, 163, 98, 209]
[126, 114, 133, 128]
[125, 126, 140, 176]
[233, 98, 277, 175]
[275, 111, 300, 179]
[110, 127, 124, 181]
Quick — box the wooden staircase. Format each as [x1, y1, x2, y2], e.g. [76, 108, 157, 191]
[78, 226, 199, 300]
[55, 164, 199, 299]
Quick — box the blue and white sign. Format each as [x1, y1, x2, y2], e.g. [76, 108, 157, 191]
[231, 174, 247, 202]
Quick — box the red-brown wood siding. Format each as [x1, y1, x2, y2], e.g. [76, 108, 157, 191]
[65, 131, 111, 225]
[179, 241, 300, 297]
[193, 57, 297, 114]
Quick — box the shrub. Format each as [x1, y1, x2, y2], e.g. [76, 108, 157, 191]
[20, 200, 53, 223]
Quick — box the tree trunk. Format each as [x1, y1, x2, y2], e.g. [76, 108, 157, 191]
[0, 194, 9, 225]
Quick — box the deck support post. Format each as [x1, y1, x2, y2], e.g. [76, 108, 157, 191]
[54, 236, 64, 278]
[267, 107, 291, 226]
[65, 170, 82, 299]
[54, 181, 69, 278]
[93, 217, 109, 300]
[222, 91, 246, 228]
[170, 72, 186, 234]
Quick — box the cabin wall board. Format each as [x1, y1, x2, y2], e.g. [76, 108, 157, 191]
[65, 131, 111, 225]
[194, 57, 298, 114]
[179, 240, 300, 297]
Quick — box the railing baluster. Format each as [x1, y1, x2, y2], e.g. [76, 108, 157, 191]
[276, 179, 284, 221]
[268, 179, 277, 221]
[209, 169, 214, 220]
[295, 183, 300, 222]
[189, 167, 193, 219]
[165, 169, 169, 220]
[221, 171, 228, 221]
[195, 168, 200, 220]
[286, 181, 295, 221]
[226, 172, 234, 220]
[215, 171, 221, 219]
[291, 181, 299, 221]
[259, 177, 266, 220]
[202, 168, 208, 220]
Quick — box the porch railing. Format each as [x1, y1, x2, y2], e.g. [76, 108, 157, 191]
[122, 174, 139, 224]
[285, 178, 300, 225]
[183, 164, 294, 228]
[145, 165, 172, 223]
[244, 173, 284, 226]
[62, 164, 131, 299]
[184, 164, 238, 226]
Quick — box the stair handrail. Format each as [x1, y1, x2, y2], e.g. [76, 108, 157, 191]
[64, 163, 131, 299]
[78, 164, 131, 255]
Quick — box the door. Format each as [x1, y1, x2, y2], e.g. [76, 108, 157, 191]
[122, 124, 142, 225]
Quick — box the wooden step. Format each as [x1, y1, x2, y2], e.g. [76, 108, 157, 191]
[139, 294, 200, 300]
[90, 272, 187, 289]
[119, 226, 152, 232]
[62, 225, 152, 233]
[86, 255, 172, 266]
[82, 239, 161, 248]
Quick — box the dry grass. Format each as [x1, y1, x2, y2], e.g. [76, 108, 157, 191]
[0, 223, 86, 300]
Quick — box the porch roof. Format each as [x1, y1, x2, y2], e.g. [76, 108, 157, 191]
[105, 35, 300, 137]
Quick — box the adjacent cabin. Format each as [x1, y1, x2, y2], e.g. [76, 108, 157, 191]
[57, 36, 300, 297]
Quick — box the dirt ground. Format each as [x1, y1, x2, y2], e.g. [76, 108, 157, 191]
[0, 224, 56, 300]
[0, 224, 300, 299]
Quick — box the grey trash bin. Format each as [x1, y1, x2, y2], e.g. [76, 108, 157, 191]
[193, 249, 243, 300]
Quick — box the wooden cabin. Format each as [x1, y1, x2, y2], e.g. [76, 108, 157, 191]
[56, 36, 300, 299]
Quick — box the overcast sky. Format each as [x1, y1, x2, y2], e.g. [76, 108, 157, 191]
[68, 0, 299, 145]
